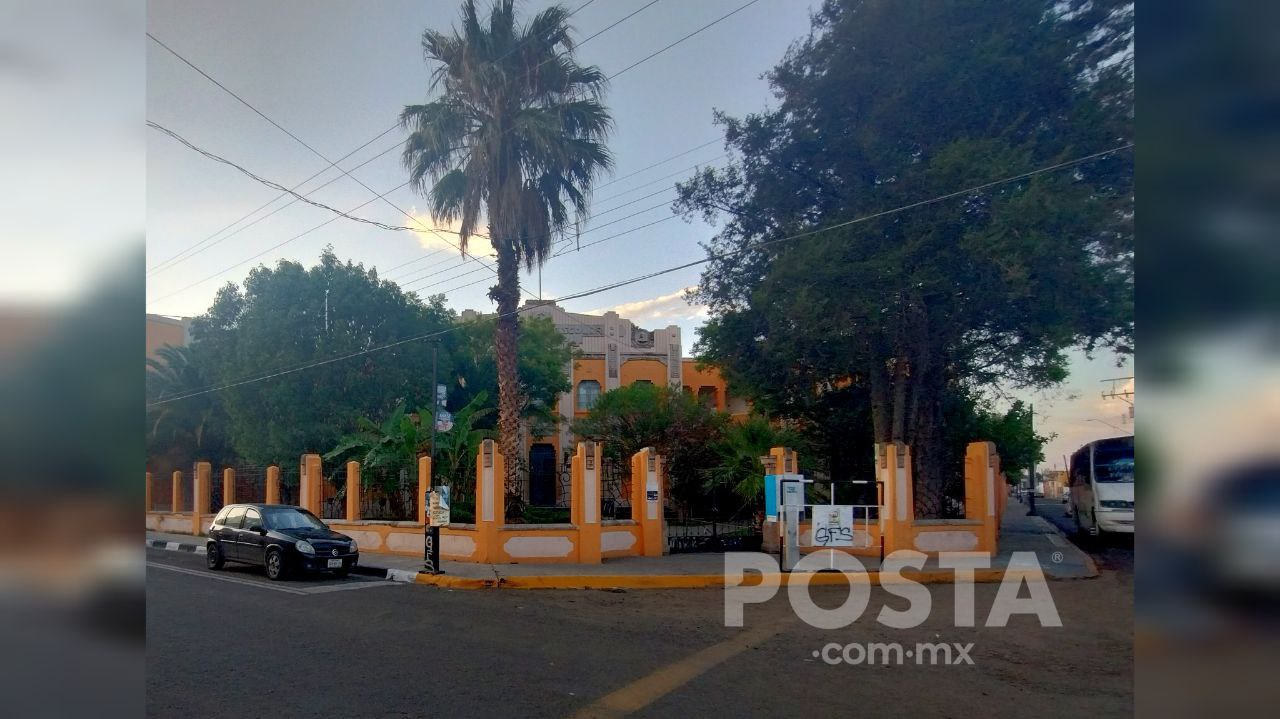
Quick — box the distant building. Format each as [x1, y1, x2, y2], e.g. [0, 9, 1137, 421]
[146, 313, 192, 361]
[1041, 469, 1069, 499]
[462, 299, 745, 506]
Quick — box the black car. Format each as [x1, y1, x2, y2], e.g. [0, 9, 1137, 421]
[206, 503, 359, 580]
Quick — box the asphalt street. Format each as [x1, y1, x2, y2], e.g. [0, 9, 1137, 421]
[147, 546, 1131, 718]
[1031, 497, 1135, 574]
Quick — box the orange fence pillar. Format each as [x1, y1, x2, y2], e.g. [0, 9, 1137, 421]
[222, 468, 235, 507]
[300, 454, 323, 516]
[630, 447, 665, 557]
[417, 455, 432, 525]
[345, 461, 361, 522]
[769, 446, 798, 476]
[474, 439, 502, 563]
[172, 470, 184, 513]
[878, 442, 914, 555]
[964, 441, 1000, 554]
[145, 472, 153, 512]
[572, 441, 603, 564]
[192, 461, 211, 535]
[265, 465, 280, 505]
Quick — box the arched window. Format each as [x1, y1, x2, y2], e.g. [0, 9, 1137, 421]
[577, 380, 601, 410]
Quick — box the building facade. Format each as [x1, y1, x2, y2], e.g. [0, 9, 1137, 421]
[145, 313, 192, 361]
[462, 300, 745, 507]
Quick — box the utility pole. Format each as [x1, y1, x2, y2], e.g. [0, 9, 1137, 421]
[429, 343, 439, 461]
[1027, 403, 1037, 516]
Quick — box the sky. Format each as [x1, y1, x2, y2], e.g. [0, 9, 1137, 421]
[143, 0, 1131, 475]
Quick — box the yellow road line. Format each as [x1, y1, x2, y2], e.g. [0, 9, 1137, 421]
[570, 620, 788, 718]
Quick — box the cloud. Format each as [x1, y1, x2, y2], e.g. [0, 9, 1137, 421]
[587, 286, 708, 325]
[405, 208, 492, 257]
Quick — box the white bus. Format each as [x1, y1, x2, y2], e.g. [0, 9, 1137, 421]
[1068, 435, 1135, 535]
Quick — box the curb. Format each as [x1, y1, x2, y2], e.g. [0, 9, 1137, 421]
[147, 539, 206, 554]
[407, 567, 1043, 591]
[146, 540, 1066, 589]
[145, 540, 421, 584]
[1025, 514, 1101, 578]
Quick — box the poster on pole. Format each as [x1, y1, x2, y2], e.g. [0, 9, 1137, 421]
[811, 505, 854, 546]
[429, 486, 451, 527]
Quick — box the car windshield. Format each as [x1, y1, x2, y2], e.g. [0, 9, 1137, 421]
[1093, 438, 1135, 483]
[265, 508, 326, 531]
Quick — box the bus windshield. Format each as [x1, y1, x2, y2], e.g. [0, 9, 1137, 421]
[1093, 437, 1134, 483]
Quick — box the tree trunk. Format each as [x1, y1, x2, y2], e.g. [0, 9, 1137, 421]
[492, 247, 524, 522]
[909, 362, 947, 518]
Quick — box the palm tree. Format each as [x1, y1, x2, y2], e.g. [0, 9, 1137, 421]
[146, 345, 232, 468]
[401, 0, 612, 519]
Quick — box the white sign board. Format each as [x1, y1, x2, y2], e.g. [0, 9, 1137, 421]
[811, 505, 854, 547]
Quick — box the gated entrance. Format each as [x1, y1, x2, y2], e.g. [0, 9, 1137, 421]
[779, 475, 882, 570]
[528, 443, 557, 507]
[667, 480, 761, 554]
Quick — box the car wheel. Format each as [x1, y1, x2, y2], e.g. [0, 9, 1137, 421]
[206, 542, 225, 570]
[1089, 510, 1101, 537]
[265, 548, 286, 581]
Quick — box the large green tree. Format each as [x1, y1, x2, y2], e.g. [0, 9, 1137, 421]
[571, 383, 724, 515]
[188, 249, 454, 465]
[401, 0, 613, 519]
[676, 0, 1133, 515]
[446, 315, 573, 435]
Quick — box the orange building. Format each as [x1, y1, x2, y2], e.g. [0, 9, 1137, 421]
[145, 313, 192, 361]
[462, 300, 744, 506]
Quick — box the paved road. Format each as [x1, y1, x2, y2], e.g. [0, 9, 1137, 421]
[1030, 498, 1135, 574]
[147, 547, 1132, 718]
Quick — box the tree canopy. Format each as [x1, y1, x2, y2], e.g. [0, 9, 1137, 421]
[146, 248, 572, 472]
[676, 0, 1133, 514]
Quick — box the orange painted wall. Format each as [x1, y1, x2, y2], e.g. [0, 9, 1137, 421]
[145, 315, 189, 361]
[681, 360, 727, 412]
[619, 358, 667, 386]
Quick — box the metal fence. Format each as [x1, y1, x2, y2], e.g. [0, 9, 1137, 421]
[600, 456, 630, 520]
[361, 465, 417, 521]
[320, 468, 343, 520]
[208, 470, 223, 514]
[151, 473, 173, 512]
[233, 464, 269, 504]
[278, 465, 300, 506]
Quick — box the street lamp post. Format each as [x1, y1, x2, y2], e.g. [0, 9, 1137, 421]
[1027, 403, 1036, 516]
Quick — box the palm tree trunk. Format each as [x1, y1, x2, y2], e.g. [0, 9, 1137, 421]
[492, 245, 524, 522]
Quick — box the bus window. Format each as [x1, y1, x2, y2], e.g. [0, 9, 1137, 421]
[1093, 438, 1135, 483]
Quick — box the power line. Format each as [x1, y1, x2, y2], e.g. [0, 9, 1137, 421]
[149, 120, 720, 298]
[605, 0, 764, 81]
[593, 152, 728, 204]
[596, 139, 720, 190]
[146, 124, 401, 276]
[147, 179, 413, 306]
[149, 143, 1133, 405]
[147, 0, 606, 277]
[148, 121, 430, 233]
[151, 32, 486, 262]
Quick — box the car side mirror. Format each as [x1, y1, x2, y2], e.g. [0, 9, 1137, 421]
[248, 524, 264, 534]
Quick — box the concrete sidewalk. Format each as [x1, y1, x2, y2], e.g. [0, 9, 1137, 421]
[147, 503, 1093, 589]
